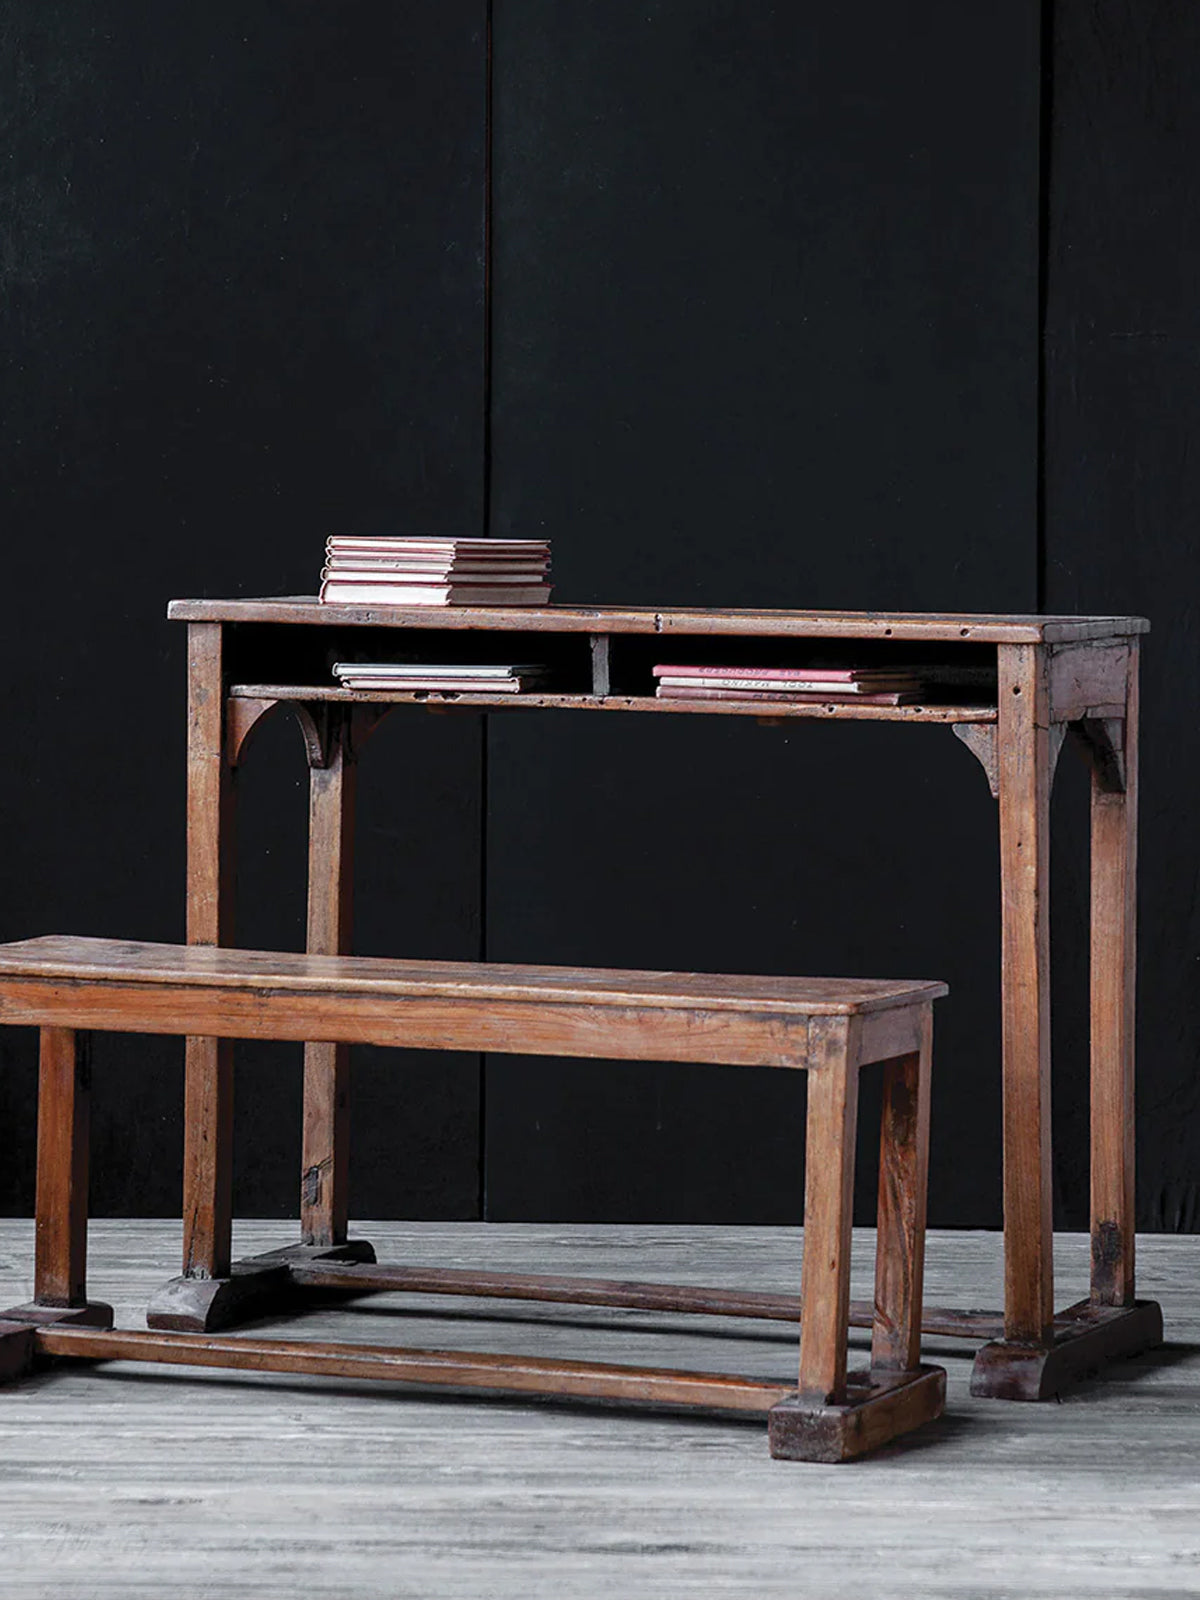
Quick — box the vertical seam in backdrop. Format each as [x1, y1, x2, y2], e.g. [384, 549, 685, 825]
[1036, 0, 1053, 612]
[479, 0, 495, 1220]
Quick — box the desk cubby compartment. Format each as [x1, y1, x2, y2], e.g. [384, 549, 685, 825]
[601, 632, 999, 708]
[225, 622, 596, 699]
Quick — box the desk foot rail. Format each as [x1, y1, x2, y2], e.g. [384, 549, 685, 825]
[285, 1257, 1003, 1340]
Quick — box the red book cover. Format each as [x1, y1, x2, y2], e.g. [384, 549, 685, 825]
[656, 686, 921, 706]
[651, 664, 903, 683]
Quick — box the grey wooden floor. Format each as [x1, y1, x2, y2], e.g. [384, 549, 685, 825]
[0, 1221, 1196, 1598]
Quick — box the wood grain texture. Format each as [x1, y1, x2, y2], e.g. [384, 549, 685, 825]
[0, 936, 946, 1017]
[996, 643, 1054, 1344]
[797, 1017, 860, 1402]
[0, 1221, 1189, 1599]
[34, 1325, 794, 1414]
[284, 1258, 1002, 1338]
[230, 684, 999, 724]
[33, 1028, 90, 1307]
[167, 595, 1149, 642]
[0, 979, 821, 1069]
[183, 622, 235, 1281]
[971, 1298, 1163, 1401]
[1090, 640, 1139, 1306]
[0, 943, 948, 1077]
[871, 1014, 933, 1372]
[302, 715, 356, 1247]
[769, 1365, 945, 1463]
[1048, 641, 1132, 723]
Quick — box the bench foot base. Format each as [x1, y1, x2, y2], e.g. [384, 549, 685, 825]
[767, 1363, 946, 1462]
[970, 1298, 1164, 1400]
[0, 1301, 115, 1386]
[145, 1240, 377, 1332]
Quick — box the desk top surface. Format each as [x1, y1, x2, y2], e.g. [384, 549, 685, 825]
[167, 597, 1149, 645]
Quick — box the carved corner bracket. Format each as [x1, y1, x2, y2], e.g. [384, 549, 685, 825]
[952, 724, 999, 798]
[952, 721, 1072, 801]
[226, 700, 392, 771]
[1067, 716, 1127, 795]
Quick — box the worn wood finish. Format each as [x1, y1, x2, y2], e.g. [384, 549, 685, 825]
[225, 695, 283, 768]
[1089, 642, 1138, 1308]
[768, 1365, 946, 1464]
[797, 1017, 860, 1403]
[183, 621, 236, 1282]
[34, 1324, 796, 1414]
[952, 722, 1000, 796]
[970, 1297, 1164, 1401]
[1047, 641, 1132, 723]
[231, 684, 998, 725]
[872, 1016, 934, 1372]
[33, 1027, 91, 1308]
[282, 1258, 1002, 1337]
[303, 711, 356, 1247]
[589, 632, 611, 696]
[0, 983, 825, 1070]
[0, 935, 947, 1085]
[0, 1320, 36, 1383]
[0, 943, 942, 1459]
[168, 596, 1148, 643]
[994, 642, 1054, 1348]
[0, 1300, 114, 1383]
[0, 937, 946, 1017]
[145, 1240, 377, 1332]
[170, 602, 1157, 1401]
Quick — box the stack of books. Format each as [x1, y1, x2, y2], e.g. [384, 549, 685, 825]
[319, 537, 552, 607]
[651, 665, 924, 705]
[332, 662, 550, 695]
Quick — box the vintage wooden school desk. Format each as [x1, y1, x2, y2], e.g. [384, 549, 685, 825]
[156, 598, 1160, 1400]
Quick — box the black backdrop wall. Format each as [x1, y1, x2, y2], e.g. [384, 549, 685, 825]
[0, 2, 1195, 1230]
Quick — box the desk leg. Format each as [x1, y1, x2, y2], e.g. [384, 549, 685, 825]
[973, 642, 1162, 1398]
[302, 721, 354, 1245]
[1090, 650, 1138, 1305]
[971, 644, 1055, 1396]
[1082, 647, 1162, 1353]
[183, 622, 236, 1282]
[149, 624, 283, 1331]
[299, 713, 374, 1265]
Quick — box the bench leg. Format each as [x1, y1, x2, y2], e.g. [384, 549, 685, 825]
[35, 1026, 92, 1308]
[871, 1017, 933, 1376]
[796, 1018, 859, 1406]
[770, 1014, 945, 1462]
[2, 1028, 112, 1383]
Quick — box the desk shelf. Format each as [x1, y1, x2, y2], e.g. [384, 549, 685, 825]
[230, 683, 999, 724]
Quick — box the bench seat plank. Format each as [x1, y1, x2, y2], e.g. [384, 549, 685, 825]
[0, 937, 944, 1071]
[0, 937, 946, 1015]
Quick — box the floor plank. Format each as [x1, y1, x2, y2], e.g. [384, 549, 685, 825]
[0, 1222, 1196, 1598]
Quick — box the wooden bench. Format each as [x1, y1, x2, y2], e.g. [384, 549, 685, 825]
[0, 935, 947, 1462]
